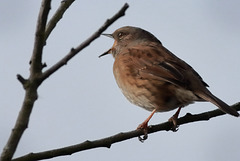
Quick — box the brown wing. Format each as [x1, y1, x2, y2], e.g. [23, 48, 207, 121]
[125, 44, 208, 90]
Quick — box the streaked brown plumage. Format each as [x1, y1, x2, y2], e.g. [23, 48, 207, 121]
[100, 26, 239, 137]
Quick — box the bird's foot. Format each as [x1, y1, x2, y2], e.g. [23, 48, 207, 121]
[168, 107, 181, 132]
[168, 116, 179, 132]
[137, 121, 149, 142]
[137, 109, 157, 142]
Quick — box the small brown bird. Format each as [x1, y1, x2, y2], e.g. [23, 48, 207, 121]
[100, 26, 239, 138]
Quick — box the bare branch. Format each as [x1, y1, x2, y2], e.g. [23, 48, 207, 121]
[1, 2, 128, 161]
[0, 1, 51, 161]
[12, 103, 240, 161]
[45, 0, 75, 41]
[30, 0, 51, 75]
[40, 3, 129, 81]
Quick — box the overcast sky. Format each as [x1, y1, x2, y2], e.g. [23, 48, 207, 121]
[1, 1, 240, 161]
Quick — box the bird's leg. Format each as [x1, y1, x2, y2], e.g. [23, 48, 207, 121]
[137, 109, 157, 142]
[168, 107, 182, 132]
[137, 109, 157, 129]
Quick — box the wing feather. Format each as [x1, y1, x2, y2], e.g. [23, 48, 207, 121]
[125, 45, 208, 89]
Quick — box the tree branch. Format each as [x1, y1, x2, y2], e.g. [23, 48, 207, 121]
[30, 0, 51, 75]
[40, 3, 129, 81]
[1, 2, 128, 161]
[12, 102, 240, 161]
[0, 1, 52, 161]
[45, 0, 75, 41]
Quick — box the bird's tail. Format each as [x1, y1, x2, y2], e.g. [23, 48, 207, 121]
[196, 91, 239, 117]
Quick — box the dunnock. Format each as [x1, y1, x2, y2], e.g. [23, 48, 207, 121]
[100, 26, 239, 139]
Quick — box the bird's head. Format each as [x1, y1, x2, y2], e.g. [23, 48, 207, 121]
[99, 26, 161, 58]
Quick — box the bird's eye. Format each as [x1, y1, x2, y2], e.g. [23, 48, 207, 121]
[118, 32, 124, 39]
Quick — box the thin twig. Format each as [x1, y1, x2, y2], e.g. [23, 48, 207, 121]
[12, 103, 240, 161]
[41, 3, 129, 81]
[16, 74, 27, 86]
[45, 0, 75, 41]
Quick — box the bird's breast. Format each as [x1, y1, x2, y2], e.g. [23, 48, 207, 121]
[113, 56, 156, 111]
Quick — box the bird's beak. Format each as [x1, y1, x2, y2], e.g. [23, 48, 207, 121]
[99, 33, 114, 58]
[101, 33, 113, 38]
[99, 48, 111, 58]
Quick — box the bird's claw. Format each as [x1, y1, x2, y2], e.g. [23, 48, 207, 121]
[138, 128, 148, 142]
[137, 122, 149, 142]
[168, 116, 179, 132]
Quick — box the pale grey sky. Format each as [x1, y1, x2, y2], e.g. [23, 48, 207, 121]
[1, 1, 240, 161]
